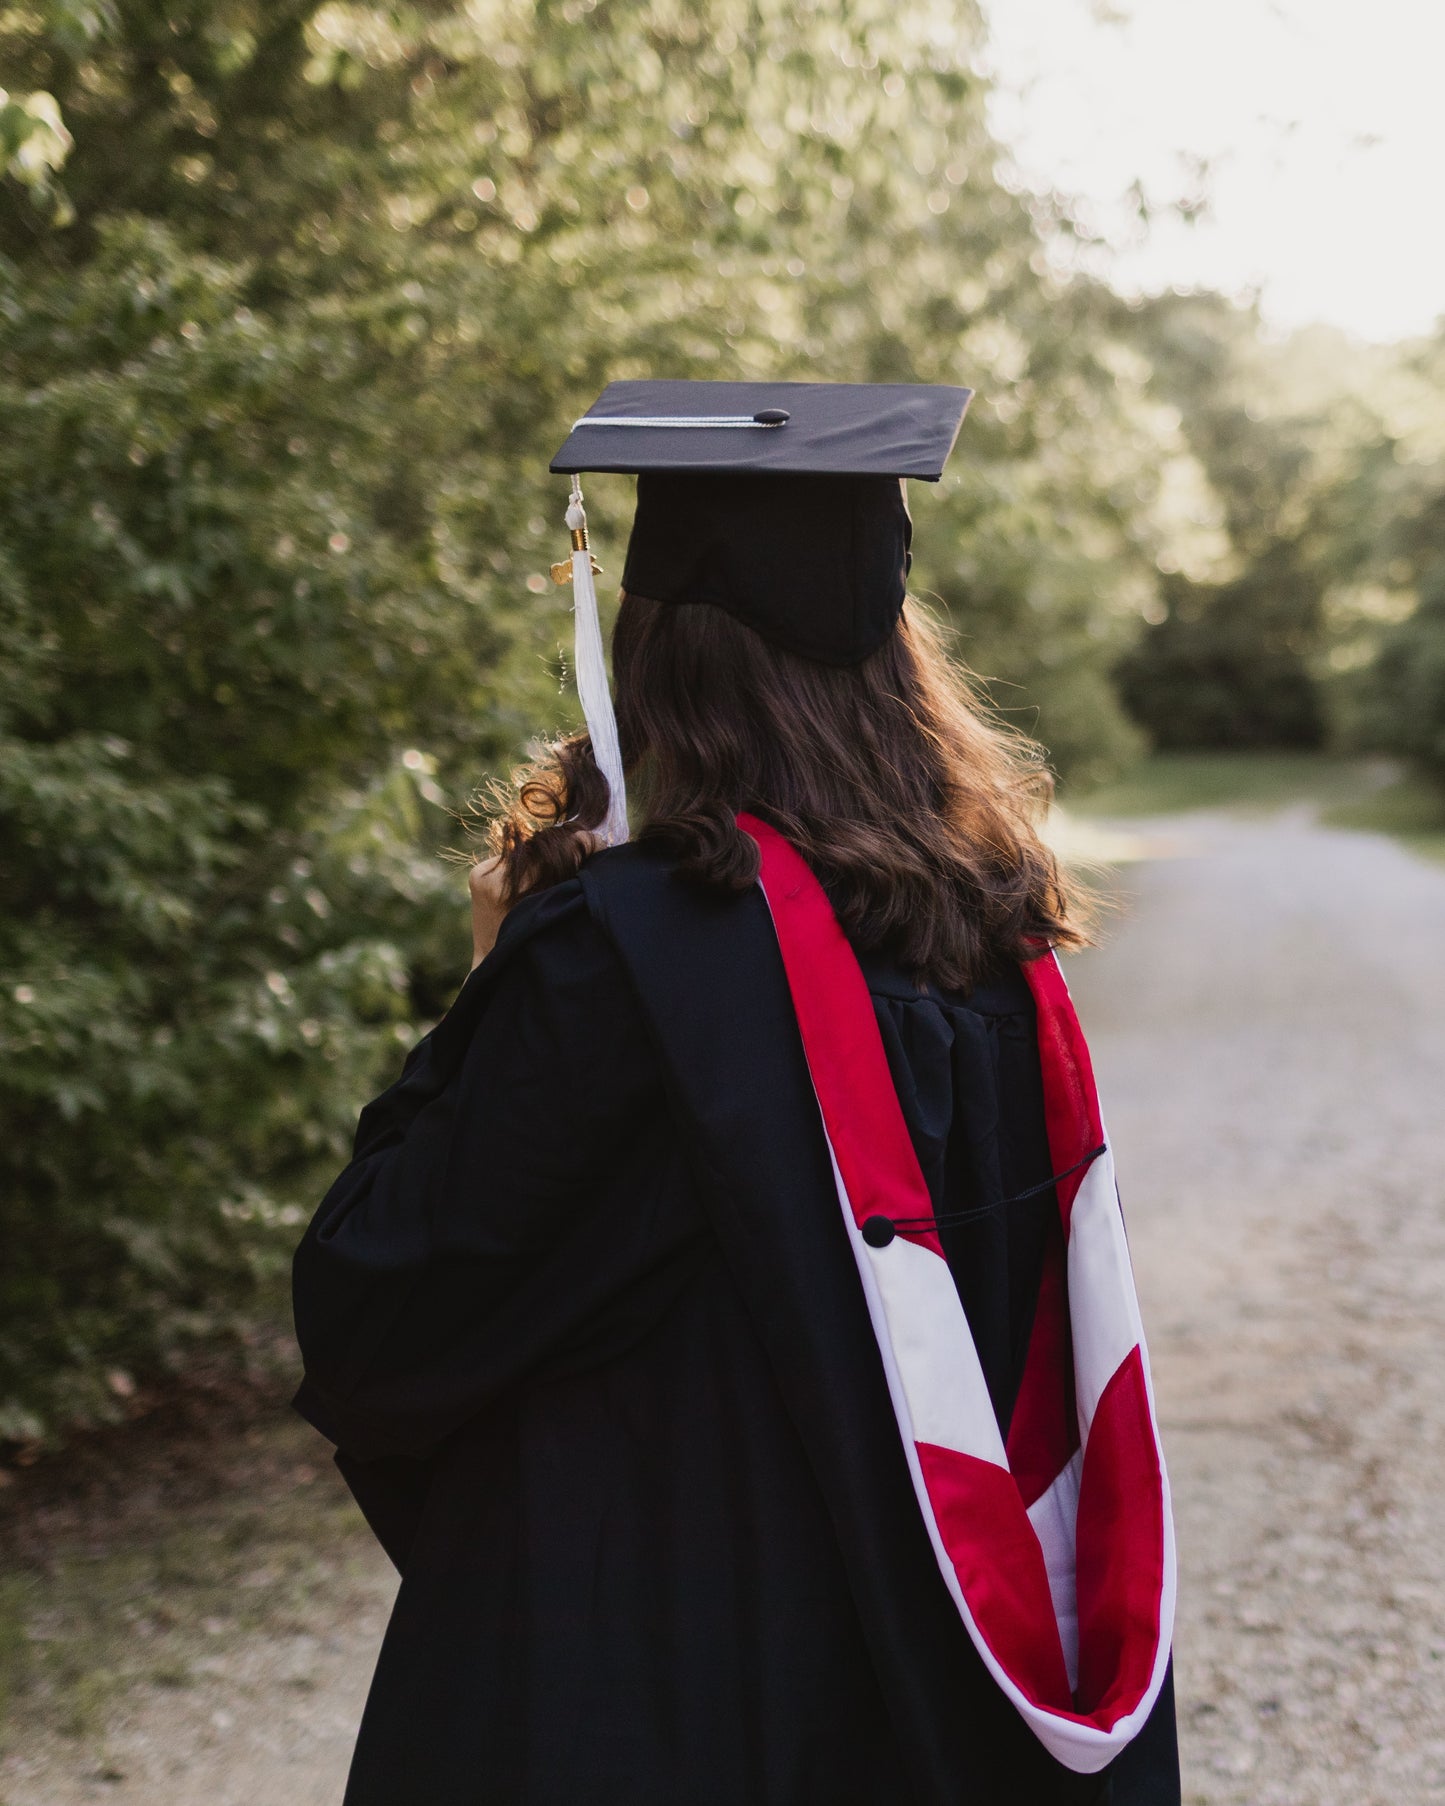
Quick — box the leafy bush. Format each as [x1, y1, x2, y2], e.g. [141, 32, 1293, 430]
[1115, 570, 1326, 751]
[0, 224, 475, 1438]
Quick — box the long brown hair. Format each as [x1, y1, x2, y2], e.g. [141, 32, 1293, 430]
[488, 594, 1084, 990]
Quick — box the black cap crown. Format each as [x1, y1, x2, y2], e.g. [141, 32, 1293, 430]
[551, 379, 972, 665]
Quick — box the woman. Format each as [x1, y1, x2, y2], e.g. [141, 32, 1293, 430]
[294, 382, 1180, 1805]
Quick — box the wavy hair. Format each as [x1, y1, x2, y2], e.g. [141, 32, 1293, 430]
[486, 594, 1085, 990]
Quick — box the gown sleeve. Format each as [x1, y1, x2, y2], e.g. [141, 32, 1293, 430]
[292, 880, 682, 1466]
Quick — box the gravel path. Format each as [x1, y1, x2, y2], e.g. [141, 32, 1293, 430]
[4, 807, 1443, 1803]
[1070, 808, 1445, 1804]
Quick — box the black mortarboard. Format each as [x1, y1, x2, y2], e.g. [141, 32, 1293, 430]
[551, 379, 972, 668]
[544, 379, 972, 845]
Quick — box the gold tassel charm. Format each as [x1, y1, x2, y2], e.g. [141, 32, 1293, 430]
[551, 551, 603, 586]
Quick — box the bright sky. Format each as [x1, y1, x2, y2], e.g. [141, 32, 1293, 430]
[980, 0, 1445, 342]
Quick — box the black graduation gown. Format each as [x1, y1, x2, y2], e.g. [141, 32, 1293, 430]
[293, 843, 1179, 1806]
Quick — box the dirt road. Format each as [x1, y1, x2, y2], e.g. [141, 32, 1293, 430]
[4, 807, 1443, 1804]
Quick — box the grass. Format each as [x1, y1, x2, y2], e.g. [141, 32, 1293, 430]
[0, 1574, 31, 1732]
[1065, 752, 1381, 819]
[1066, 752, 1445, 861]
[1319, 769, 1445, 861]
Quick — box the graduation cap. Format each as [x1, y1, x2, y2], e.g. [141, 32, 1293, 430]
[547, 379, 974, 846]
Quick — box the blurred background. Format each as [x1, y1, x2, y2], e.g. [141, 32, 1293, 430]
[1, 2, 1442, 1802]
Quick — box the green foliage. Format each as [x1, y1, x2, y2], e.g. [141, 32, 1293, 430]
[1353, 564, 1445, 781]
[1107, 294, 1401, 752]
[1331, 335, 1445, 785]
[1114, 566, 1326, 751]
[0, 214, 474, 1439]
[0, 0, 1189, 1441]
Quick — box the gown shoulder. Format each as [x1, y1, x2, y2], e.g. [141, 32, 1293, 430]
[292, 867, 673, 1461]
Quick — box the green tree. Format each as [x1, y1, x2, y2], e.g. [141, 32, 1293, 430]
[1112, 293, 1391, 751]
[1336, 330, 1445, 782]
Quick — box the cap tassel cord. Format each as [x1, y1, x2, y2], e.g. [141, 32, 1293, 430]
[563, 477, 629, 846]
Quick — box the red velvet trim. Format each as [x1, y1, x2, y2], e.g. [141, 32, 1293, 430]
[916, 1442, 1073, 1711]
[1073, 1345, 1166, 1721]
[1004, 1222, 1080, 1508]
[1020, 953, 1105, 1234]
[739, 815, 943, 1256]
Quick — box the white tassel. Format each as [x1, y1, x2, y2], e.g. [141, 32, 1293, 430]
[565, 477, 629, 845]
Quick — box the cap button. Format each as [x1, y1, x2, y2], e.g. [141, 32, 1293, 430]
[861, 1215, 896, 1248]
[752, 408, 790, 426]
